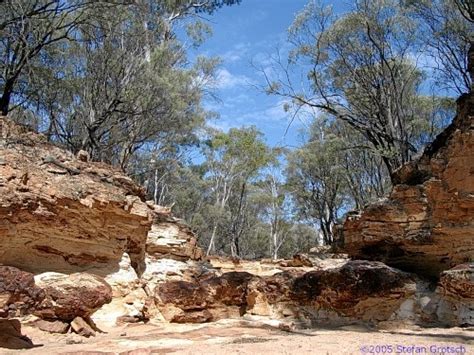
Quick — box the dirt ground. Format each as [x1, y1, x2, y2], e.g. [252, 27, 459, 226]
[1, 320, 472, 355]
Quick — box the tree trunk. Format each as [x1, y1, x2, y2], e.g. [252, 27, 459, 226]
[230, 182, 246, 258]
[206, 224, 218, 256]
[230, 236, 239, 258]
[0, 79, 15, 116]
[272, 231, 279, 260]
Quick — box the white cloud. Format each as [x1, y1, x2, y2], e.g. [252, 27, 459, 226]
[262, 99, 290, 122]
[221, 43, 250, 63]
[212, 68, 255, 90]
[407, 50, 438, 71]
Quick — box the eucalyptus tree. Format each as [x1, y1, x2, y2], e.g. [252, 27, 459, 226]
[202, 126, 274, 257]
[286, 122, 350, 245]
[1, 0, 241, 173]
[407, 0, 473, 94]
[0, 0, 97, 115]
[265, 0, 460, 180]
[254, 166, 292, 259]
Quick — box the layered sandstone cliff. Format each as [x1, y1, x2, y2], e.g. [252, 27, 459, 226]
[342, 92, 474, 278]
[0, 117, 202, 278]
[0, 117, 152, 276]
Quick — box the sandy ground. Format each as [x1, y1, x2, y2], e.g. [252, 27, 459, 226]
[1, 321, 472, 355]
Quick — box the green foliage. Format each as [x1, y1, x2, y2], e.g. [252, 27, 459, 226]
[1, 0, 466, 256]
[268, 0, 463, 180]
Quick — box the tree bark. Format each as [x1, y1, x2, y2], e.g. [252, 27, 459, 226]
[0, 79, 15, 116]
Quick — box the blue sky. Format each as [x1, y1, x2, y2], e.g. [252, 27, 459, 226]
[186, 0, 454, 151]
[189, 0, 324, 148]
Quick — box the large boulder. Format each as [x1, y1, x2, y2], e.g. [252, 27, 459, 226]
[154, 271, 253, 322]
[153, 261, 417, 325]
[247, 260, 417, 325]
[33, 272, 112, 321]
[0, 266, 44, 318]
[342, 93, 474, 278]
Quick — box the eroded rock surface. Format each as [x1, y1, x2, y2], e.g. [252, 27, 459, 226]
[0, 319, 34, 350]
[0, 266, 44, 318]
[147, 212, 203, 262]
[436, 263, 474, 326]
[33, 272, 112, 322]
[343, 93, 474, 278]
[153, 260, 417, 326]
[0, 117, 152, 276]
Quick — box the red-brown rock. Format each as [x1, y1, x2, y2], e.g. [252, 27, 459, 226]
[34, 272, 112, 321]
[439, 263, 474, 299]
[154, 271, 254, 322]
[0, 266, 44, 318]
[33, 319, 69, 334]
[0, 319, 34, 349]
[436, 263, 473, 326]
[70, 316, 96, 337]
[154, 261, 416, 325]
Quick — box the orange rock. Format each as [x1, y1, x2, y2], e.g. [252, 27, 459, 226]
[343, 93, 474, 278]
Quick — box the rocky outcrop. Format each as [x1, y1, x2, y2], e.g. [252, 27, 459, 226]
[0, 116, 204, 331]
[155, 271, 254, 323]
[32, 319, 70, 334]
[0, 117, 153, 276]
[207, 252, 348, 277]
[342, 93, 474, 278]
[0, 266, 44, 318]
[435, 263, 473, 326]
[147, 212, 203, 262]
[153, 260, 417, 326]
[0, 116, 203, 276]
[1, 83, 472, 339]
[33, 272, 112, 322]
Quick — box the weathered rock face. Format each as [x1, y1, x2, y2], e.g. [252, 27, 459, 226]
[250, 261, 418, 325]
[155, 271, 255, 323]
[92, 218, 205, 327]
[33, 272, 112, 322]
[147, 212, 203, 262]
[207, 252, 349, 277]
[153, 261, 417, 325]
[0, 266, 44, 318]
[0, 116, 203, 281]
[435, 263, 474, 326]
[343, 93, 474, 278]
[0, 117, 152, 276]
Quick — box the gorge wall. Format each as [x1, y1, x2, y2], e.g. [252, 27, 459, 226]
[342, 92, 473, 279]
[0, 86, 473, 348]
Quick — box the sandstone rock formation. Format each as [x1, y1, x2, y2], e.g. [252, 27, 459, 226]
[1, 80, 472, 347]
[343, 92, 474, 278]
[33, 272, 112, 322]
[147, 212, 203, 262]
[0, 266, 44, 318]
[32, 319, 70, 334]
[0, 115, 205, 331]
[0, 117, 152, 276]
[153, 260, 417, 326]
[435, 263, 474, 326]
[0, 319, 34, 349]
